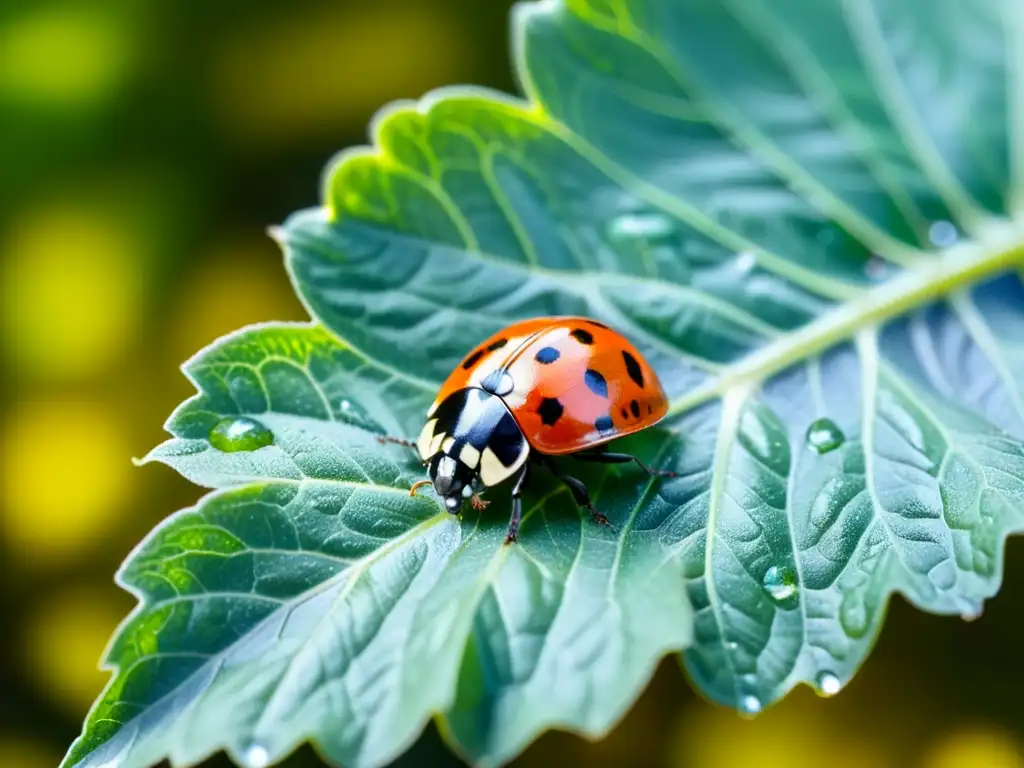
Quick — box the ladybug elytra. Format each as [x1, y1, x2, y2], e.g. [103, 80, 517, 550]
[379, 316, 675, 543]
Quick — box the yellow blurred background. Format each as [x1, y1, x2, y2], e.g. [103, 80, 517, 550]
[1, 1, 1023, 766]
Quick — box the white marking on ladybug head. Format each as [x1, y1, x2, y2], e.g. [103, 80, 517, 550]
[459, 443, 481, 468]
[433, 455, 458, 496]
[478, 441, 529, 487]
[417, 419, 438, 460]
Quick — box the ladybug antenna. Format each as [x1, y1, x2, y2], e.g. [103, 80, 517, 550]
[408, 479, 432, 497]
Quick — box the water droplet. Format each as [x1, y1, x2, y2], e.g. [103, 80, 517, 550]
[864, 254, 893, 282]
[607, 212, 676, 241]
[762, 565, 798, 603]
[243, 744, 270, 768]
[928, 220, 959, 248]
[739, 694, 762, 716]
[816, 671, 841, 697]
[961, 604, 984, 622]
[725, 640, 739, 651]
[809, 478, 843, 528]
[339, 399, 352, 412]
[209, 416, 273, 453]
[815, 226, 838, 247]
[734, 251, 756, 274]
[806, 418, 845, 454]
[839, 596, 869, 638]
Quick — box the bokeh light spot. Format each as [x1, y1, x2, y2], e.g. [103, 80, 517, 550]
[923, 726, 1024, 768]
[2, 205, 143, 381]
[22, 587, 125, 717]
[169, 235, 307, 363]
[213, 4, 470, 143]
[0, 9, 129, 106]
[669, 693, 889, 768]
[1, 399, 131, 562]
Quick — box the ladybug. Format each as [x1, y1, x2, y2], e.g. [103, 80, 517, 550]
[379, 317, 675, 543]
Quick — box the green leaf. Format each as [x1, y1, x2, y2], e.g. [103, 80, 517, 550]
[65, 323, 691, 768]
[67, 1, 1024, 767]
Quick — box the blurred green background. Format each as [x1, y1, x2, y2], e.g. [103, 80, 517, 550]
[2, 1, 1024, 766]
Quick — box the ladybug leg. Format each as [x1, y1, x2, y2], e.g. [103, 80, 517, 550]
[408, 479, 432, 497]
[504, 464, 531, 545]
[536, 458, 611, 529]
[573, 450, 677, 478]
[556, 473, 611, 529]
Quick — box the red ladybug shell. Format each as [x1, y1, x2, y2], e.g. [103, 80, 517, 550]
[428, 317, 669, 455]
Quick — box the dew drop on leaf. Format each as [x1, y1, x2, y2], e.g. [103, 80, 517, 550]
[208, 416, 274, 453]
[243, 744, 270, 768]
[606, 211, 675, 241]
[864, 254, 895, 282]
[809, 478, 841, 528]
[815, 671, 842, 697]
[927, 220, 959, 248]
[739, 694, 762, 716]
[762, 565, 798, 602]
[839, 595, 869, 638]
[815, 225, 838, 246]
[733, 251, 756, 274]
[961, 604, 984, 622]
[805, 418, 845, 454]
[334, 397, 374, 429]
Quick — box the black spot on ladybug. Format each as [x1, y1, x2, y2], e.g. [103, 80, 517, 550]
[620, 406, 629, 419]
[462, 349, 485, 370]
[480, 369, 514, 397]
[535, 346, 560, 364]
[584, 368, 608, 398]
[622, 350, 644, 388]
[487, 338, 508, 352]
[595, 415, 614, 434]
[489, 411, 526, 466]
[647, 404, 653, 414]
[630, 399, 640, 418]
[586, 319, 610, 329]
[538, 397, 564, 426]
[571, 328, 594, 345]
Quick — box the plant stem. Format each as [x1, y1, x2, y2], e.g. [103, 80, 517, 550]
[668, 232, 1024, 417]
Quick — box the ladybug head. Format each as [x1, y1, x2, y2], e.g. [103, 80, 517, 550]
[428, 454, 477, 513]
